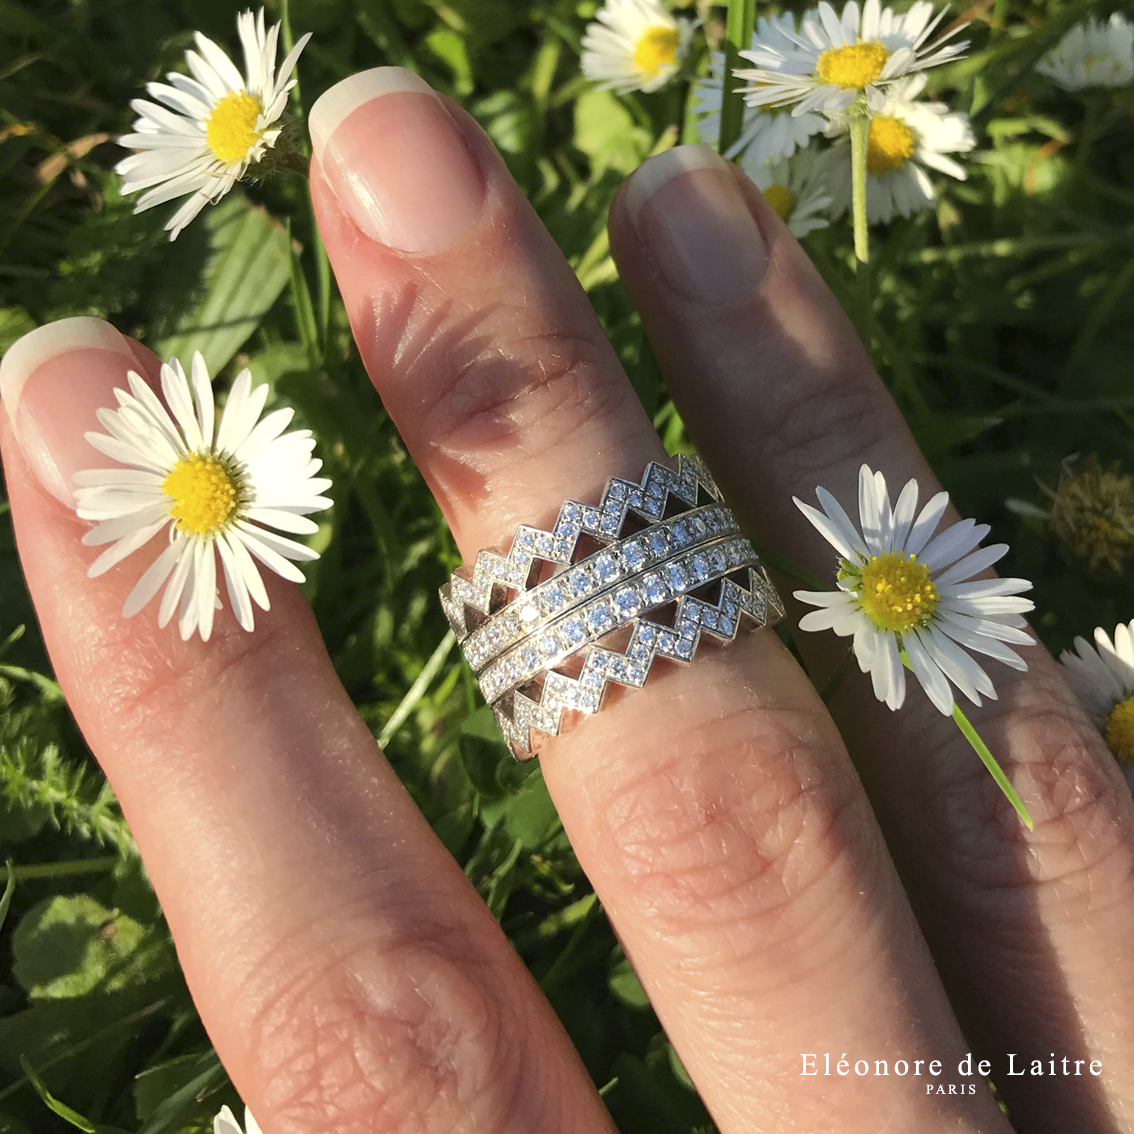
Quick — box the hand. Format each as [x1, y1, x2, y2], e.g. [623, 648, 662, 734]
[3, 66, 1133, 1134]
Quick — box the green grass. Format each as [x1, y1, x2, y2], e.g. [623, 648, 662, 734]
[1, 1, 1132, 1130]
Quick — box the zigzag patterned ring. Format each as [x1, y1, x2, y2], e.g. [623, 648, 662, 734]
[462, 502, 739, 673]
[439, 455, 785, 760]
[439, 454, 723, 642]
[494, 560, 784, 759]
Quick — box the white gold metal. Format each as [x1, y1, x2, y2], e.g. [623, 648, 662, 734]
[440, 454, 784, 759]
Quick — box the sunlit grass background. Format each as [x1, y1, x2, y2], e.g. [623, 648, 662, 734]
[1, 0, 1132, 1130]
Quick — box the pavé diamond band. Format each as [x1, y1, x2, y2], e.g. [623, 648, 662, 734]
[440, 455, 784, 759]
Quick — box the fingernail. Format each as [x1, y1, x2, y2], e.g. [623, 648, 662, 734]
[309, 67, 485, 254]
[0, 317, 139, 507]
[623, 144, 767, 304]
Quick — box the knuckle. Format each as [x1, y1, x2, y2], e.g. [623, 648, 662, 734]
[918, 674, 1134, 909]
[102, 615, 294, 734]
[760, 368, 894, 489]
[417, 315, 630, 457]
[593, 678, 877, 970]
[241, 922, 524, 1134]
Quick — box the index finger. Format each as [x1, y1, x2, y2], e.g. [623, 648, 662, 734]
[0, 318, 615, 1134]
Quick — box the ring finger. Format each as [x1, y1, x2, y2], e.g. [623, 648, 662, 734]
[608, 142, 1134, 1133]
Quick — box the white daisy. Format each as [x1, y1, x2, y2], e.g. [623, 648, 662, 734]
[581, 0, 693, 94]
[116, 8, 311, 240]
[823, 74, 975, 223]
[691, 16, 826, 164]
[794, 464, 1035, 715]
[74, 352, 332, 642]
[1037, 13, 1134, 92]
[742, 144, 832, 238]
[215, 1106, 261, 1134]
[735, 0, 967, 118]
[1060, 620, 1134, 772]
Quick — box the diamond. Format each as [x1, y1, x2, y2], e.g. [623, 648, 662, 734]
[518, 646, 537, 673]
[561, 618, 586, 646]
[691, 515, 709, 538]
[709, 548, 726, 574]
[620, 539, 647, 572]
[613, 585, 641, 618]
[569, 568, 593, 597]
[673, 518, 692, 544]
[540, 585, 565, 615]
[667, 561, 689, 591]
[538, 633, 560, 659]
[595, 552, 619, 584]
[641, 572, 668, 606]
[647, 528, 669, 557]
[587, 601, 614, 634]
[691, 552, 710, 579]
[518, 602, 540, 627]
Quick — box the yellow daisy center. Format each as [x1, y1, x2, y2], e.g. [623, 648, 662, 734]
[162, 453, 243, 536]
[634, 26, 680, 75]
[857, 551, 940, 633]
[763, 184, 796, 220]
[205, 90, 263, 165]
[815, 40, 891, 89]
[1105, 696, 1134, 764]
[867, 114, 917, 175]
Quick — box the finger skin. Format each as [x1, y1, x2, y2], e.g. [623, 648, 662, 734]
[608, 144, 1134, 1132]
[0, 333, 615, 1134]
[310, 71, 1012, 1133]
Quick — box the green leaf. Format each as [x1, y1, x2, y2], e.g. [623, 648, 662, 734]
[133, 1054, 214, 1123]
[20, 1056, 131, 1134]
[12, 895, 170, 999]
[573, 89, 651, 175]
[425, 28, 474, 96]
[608, 956, 649, 1009]
[480, 772, 560, 849]
[0, 861, 14, 934]
[150, 192, 291, 375]
[0, 308, 35, 355]
[136, 1051, 227, 1134]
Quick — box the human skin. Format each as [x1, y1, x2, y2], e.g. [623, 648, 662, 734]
[3, 66, 1134, 1134]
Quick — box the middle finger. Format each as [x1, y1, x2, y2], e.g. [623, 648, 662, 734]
[309, 68, 1012, 1133]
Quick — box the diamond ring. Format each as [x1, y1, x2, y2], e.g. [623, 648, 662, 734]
[440, 455, 784, 758]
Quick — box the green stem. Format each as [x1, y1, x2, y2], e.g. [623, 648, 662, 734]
[1071, 95, 1102, 185]
[718, 0, 756, 156]
[378, 630, 456, 748]
[899, 653, 1033, 829]
[952, 703, 1033, 830]
[848, 110, 874, 355]
[5, 855, 118, 882]
[849, 111, 871, 265]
